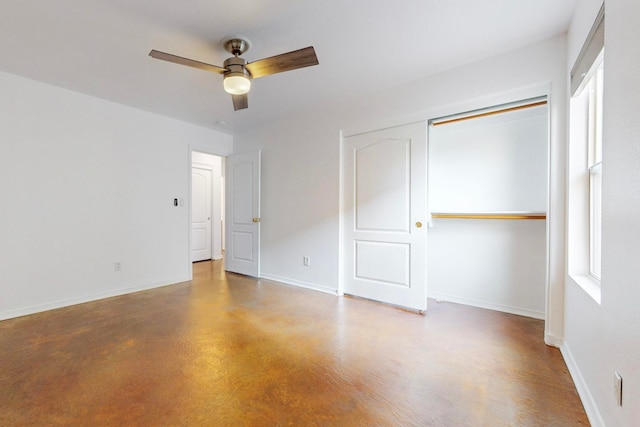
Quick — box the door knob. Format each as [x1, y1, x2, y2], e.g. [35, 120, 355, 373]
[252, 218, 261, 223]
[415, 221, 423, 228]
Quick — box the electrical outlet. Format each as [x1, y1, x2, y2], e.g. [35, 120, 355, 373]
[303, 256, 310, 266]
[114, 262, 122, 272]
[614, 372, 623, 406]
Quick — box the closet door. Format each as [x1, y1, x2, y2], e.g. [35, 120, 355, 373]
[342, 122, 427, 311]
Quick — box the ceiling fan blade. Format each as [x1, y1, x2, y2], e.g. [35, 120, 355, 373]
[232, 94, 248, 111]
[149, 50, 226, 74]
[245, 46, 318, 79]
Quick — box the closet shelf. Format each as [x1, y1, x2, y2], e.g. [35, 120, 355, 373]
[431, 212, 547, 220]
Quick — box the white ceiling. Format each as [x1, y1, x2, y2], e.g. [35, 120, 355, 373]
[0, 1, 577, 134]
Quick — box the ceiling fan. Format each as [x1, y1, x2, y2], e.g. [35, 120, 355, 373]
[149, 38, 319, 111]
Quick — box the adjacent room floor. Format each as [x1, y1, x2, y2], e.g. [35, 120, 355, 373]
[0, 260, 588, 426]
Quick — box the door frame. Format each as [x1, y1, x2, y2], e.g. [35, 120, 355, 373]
[187, 145, 227, 280]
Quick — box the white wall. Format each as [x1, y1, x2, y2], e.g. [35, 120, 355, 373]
[0, 70, 232, 320]
[428, 219, 547, 317]
[428, 106, 548, 213]
[234, 35, 568, 342]
[563, 0, 640, 425]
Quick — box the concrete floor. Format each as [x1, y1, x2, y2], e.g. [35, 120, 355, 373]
[0, 260, 588, 426]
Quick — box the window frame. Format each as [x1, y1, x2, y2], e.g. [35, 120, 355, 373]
[589, 161, 602, 280]
[567, 5, 604, 303]
[587, 59, 604, 282]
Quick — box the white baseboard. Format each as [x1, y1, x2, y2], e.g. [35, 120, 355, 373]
[427, 292, 545, 319]
[260, 273, 339, 296]
[0, 277, 190, 321]
[544, 332, 564, 348]
[561, 342, 605, 427]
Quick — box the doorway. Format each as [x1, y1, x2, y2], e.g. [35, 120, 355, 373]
[427, 98, 549, 319]
[191, 151, 225, 263]
[189, 148, 261, 279]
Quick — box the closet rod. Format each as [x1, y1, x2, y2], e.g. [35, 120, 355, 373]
[431, 213, 547, 220]
[431, 100, 548, 127]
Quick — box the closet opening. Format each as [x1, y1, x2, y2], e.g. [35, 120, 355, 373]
[427, 97, 549, 319]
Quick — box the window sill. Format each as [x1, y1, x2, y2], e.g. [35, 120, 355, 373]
[569, 274, 601, 305]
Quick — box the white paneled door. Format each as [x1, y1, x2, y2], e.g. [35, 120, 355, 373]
[225, 150, 261, 277]
[343, 122, 427, 311]
[191, 166, 212, 262]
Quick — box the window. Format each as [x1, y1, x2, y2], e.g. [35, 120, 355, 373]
[567, 5, 604, 301]
[587, 60, 604, 280]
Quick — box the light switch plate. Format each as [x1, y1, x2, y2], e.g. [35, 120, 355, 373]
[614, 372, 623, 406]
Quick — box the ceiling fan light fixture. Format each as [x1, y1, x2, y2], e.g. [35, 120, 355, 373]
[223, 73, 251, 95]
[149, 38, 318, 111]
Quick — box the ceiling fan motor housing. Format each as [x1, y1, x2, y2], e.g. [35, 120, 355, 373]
[223, 57, 251, 77]
[223, 57, 252, 95]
